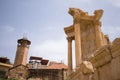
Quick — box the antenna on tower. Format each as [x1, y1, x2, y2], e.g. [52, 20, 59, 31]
[23, 33, 28, 40]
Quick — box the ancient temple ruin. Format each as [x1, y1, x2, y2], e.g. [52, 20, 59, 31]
[64, 8, 120, 80]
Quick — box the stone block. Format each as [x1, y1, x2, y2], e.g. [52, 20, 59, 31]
[111, 38, 120, 58]
[93, 69, 99, 80]
[98, 63, 111, 80]
[80, 61, 94, 74]
[111, 56, 120, 80]
[89, 45, 112, 68]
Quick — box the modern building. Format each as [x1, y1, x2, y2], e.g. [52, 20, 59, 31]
[8, 37, 68, 80]
[28, 56, 67, 80]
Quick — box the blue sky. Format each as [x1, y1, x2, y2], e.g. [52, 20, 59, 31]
[0, 0, 120, 66]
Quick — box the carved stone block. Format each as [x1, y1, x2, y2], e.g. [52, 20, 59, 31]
[111, 56, 120, 80]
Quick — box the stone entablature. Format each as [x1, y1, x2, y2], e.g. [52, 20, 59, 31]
[68, 8, 103, 23]
[64, 25, 75, 38]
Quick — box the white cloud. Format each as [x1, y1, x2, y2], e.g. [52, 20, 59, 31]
[3, 25, 15, 32]
[29, 38, 68, 64]
[102, 26, 120, 41]
[68, 0, 93, 7]
[108, 0, 120, 7]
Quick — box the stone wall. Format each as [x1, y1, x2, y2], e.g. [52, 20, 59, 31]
[89, 38, 120, 80]
[0, 63, 12, 78]
[8, 65, 29, 80]
[69, 38, 120, 80]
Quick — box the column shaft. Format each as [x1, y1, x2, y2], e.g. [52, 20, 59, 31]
[95, 23, 103, 49]
[74, 23, 82, 67]
[67, 37, 73, 75]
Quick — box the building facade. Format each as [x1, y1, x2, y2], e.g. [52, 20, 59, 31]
[0, 57, 12, 79]
[8, 37, 67, 80]
[28, 56, 67, 80]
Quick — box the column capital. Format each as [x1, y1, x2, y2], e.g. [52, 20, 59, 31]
[66, 37, 73, 42]
[93, 21, 101, 26]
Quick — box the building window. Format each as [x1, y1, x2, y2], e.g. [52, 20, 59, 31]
[18, 73, 23, 77]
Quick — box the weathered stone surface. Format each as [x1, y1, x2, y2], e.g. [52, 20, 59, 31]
[8, 65, 28, 80]
[111, 38, 120, 58]
[64, 8, 107, 70]
[64, 7, 120, 80]
[98, 63, 111, 80]
[80, 61, 94, 74]
[94, 9, 103, 20]
[67, 37, 73, 75]
[89, 45, 112, 68]
[93, 69, 99, 80]
[14, 38, 31, 66]
[111, 56, 120, 80]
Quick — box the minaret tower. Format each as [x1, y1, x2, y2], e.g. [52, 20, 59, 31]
[14, 36, 31, 66]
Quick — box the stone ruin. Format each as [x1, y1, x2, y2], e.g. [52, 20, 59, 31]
[64, 8, 120, 80]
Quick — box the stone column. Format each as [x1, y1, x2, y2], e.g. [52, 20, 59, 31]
[67, 37, 73, 75]
[94, 22, 103, 49]
[74, 22, 82, 67]
[68, 8, 82, 67]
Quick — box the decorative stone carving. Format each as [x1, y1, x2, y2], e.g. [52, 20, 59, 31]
[69, 8, 82, 22]
[64, 25, 75, 38]
[80, 61, 94, 74]
[94, 9, 103, 21]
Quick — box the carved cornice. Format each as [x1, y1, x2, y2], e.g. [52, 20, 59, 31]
[64, 25, 74, 34]
[64, 25, 75, 38]
[94, 9, 104, 21]
[79, 20, 101, 27]
[68, 8, 103, 24]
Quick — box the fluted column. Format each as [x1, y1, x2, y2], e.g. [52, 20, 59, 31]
[74, 22, 82, 67]
[67, 37, 73, 75]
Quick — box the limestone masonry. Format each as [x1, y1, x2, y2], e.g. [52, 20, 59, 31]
[64, 8, 120, 80]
